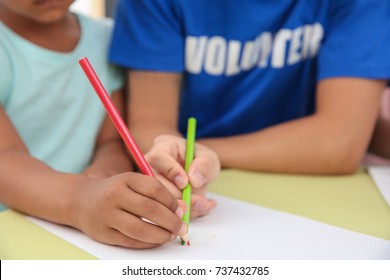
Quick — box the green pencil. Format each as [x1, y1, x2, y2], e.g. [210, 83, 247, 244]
[180, 117, 197, 246]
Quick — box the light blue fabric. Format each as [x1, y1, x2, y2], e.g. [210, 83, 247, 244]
[0, 14, 124, 173]
[110, 0, 390, 138]
[0, 204, 7, 212]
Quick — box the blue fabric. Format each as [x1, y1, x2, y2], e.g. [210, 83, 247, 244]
[109, 0, 390, 138]
[0, 14, 124, 173]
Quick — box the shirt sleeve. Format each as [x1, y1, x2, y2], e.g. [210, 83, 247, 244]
[109, 0, 184, 72]
[318, 0, 390, 80]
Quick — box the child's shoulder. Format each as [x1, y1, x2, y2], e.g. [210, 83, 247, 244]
[75, 13, 115, 47]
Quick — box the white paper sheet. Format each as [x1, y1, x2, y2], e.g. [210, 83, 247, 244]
[368, 166, 390, 207]
[28, 194, 390, 260]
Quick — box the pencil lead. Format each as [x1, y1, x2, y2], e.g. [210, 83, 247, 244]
[180, 232, 189, 246]
[187, 240, 191, 246]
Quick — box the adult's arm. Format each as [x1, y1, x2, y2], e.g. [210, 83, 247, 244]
[369, 115, 390, 159]
[128, 71, 385, 175]
[369, 90, 390, 159]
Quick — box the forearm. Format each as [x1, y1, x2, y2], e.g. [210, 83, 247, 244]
[199, 115, 373, 175]
[201, 78, 384, 174]
[0, 150, 87, 226]
[90, 139, 134, 174]
[89, 89, 135, 175]
[128, 71, 182, 153]
[131, 121, 182, 153]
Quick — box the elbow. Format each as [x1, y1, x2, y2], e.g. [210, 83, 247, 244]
[322, 143, 365, 175]
[329, 159, 361, 175]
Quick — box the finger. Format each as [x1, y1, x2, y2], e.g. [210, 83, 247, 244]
[120, 192, 186, 236]
[118, 174, 186, 235]
[146, 150, 188, 189]
[177, 199, 188, 214]
[106, 227, 163, 249]
[122, 173, 180, 213]
[188, 146, 220, 189]
[190, 195, 217, 219]
[154, 174, 183, 198]
[110, 209, 181, 245]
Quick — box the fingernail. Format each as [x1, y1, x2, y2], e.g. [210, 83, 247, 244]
[174, 175, 186, 189]
[193, 200, 203, 211]
[175, 207, 184, 218]
[192, 171, 206, 187]
[179, 223, 187, 235]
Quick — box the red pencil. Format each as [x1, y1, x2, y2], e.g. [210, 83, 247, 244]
[79, 57, 154, 177]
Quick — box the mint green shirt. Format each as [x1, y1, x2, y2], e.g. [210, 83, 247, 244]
[0, 14, 124, 174]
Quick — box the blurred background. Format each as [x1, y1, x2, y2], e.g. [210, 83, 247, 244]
[70, 0, 116, 18]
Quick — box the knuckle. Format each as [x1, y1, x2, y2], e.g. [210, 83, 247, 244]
[147, 183, 165, 198]
[102, 183, 118, 202]
[145, 150, 161, 166]
[165, 165, 177, 179]
[143, 198, 159, 215]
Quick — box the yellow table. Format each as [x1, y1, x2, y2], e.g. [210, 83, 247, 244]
[1, 168, 389, 259]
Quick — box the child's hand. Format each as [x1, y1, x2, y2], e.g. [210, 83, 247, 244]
[145, 135, 221, 218]
[73, 172, 187, 249]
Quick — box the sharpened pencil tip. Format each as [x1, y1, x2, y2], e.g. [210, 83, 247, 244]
[180, 233, 189, 245]
[180, 233, 190, 246]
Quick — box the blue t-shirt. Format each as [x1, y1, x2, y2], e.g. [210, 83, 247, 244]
[0, 14, 124, 173]
[109, 0, 390, 138]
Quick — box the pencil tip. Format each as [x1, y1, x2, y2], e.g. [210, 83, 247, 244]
[187, 240, 191, 246]
[181, 240, 185, 245]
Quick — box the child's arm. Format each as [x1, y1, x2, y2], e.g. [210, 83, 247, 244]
[0, 107, 186, 248]
[128, 71, 385, 175]
[82, 89, 133, 179]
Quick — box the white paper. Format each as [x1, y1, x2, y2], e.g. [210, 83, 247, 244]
[28, 194, 390, 260]
[368, 165, 390, 207]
